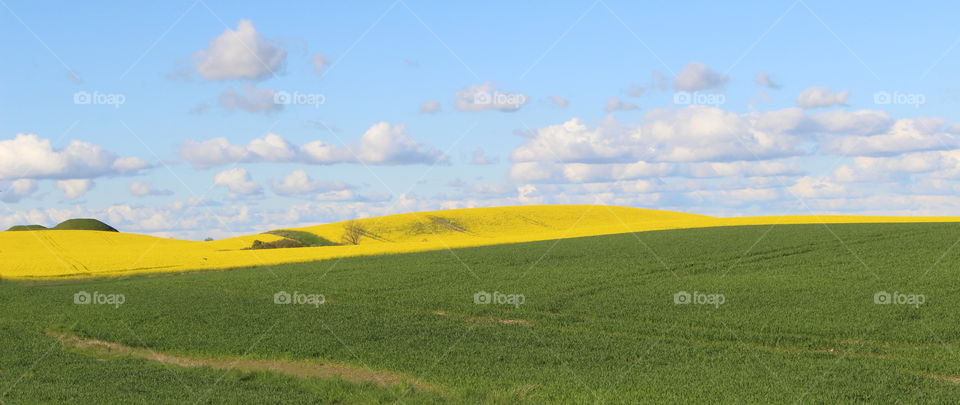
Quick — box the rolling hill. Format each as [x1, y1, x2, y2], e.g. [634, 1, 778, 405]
[4, 222, 960, 402]
[1, 205, 959, 279]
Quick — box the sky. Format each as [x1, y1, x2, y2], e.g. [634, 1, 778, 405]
[3, 0, 960, 240]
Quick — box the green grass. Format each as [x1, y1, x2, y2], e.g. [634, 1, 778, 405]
[265, 230, 339, 247]
[51, 218, 118, 232]
[5, 224, 48, 231]
[5, 219, 117, 232]
[4, 223, 960, 403]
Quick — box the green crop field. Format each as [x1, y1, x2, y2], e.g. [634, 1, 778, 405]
[3, 223, 960, 403]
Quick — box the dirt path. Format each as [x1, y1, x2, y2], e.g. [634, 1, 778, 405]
[48, 331, 437, 392]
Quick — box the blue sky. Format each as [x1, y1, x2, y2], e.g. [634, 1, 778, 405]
[3, 0, 960, 239]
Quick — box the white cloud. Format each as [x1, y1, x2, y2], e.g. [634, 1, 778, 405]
[112, 157, 150, 172]
[512, 107, 804, 166]
[548, 95, 569, 108]
[509, 162, 561, 183]
[271, 169, 350, 196]
[56, 179, 93, 200]
[302, 122, 447, 165]
[787, 176, 848, 198]
[517, 184, 545, 204]
[0, 179, 37, 203]
[219, 85, 281, 114]
[806, 109, 891, 135]
[948, 123, 960, 134]
[0, 134, 148, 180]
[796, 86, 849, 109]
[454, 82, 528, 112]
[419, 101, 441, 114]
[604, 97, 639, 112]
[312, 54, 330, 75]
[673, 62, 728, 91]
[685, 161, 799, 178]
[471, 148, 499, 165]
[180, 133, 296, 169]
[130, 181, 173, 197]
[755, 72, 781, 89]
[624, 84, 645, 97]
[558, 162, 675, 183]
[687, 187, 781, 205]
[832, 150, 959, 182]
[823, 117, 956, 156]
[213, 168, 262, 197]
[182, 125, 445, 168]
[511, 118, 629, 164]
[194, 19, 286, 81]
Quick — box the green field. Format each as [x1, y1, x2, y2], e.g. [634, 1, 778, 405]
[3, 223, 960, 403]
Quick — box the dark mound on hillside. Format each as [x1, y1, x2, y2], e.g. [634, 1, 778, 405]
[52, 219, 118, 232]
[5, 225, 49, 231]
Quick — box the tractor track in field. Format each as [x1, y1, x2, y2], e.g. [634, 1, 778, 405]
[47, 330, 439, 392]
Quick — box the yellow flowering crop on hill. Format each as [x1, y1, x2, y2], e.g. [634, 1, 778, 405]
[2, 205, 957, 279]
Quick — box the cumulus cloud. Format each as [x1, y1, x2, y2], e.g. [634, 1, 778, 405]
[823, 117, 956, 156]
[332, 122, 447, 165]
[0, 179, 37, 203]
[194, 19, 286, 81]
[687, 187, 781, 205]
[181, 123, 446, 168]
[56, 179, 93, 200]
[505, 102, 960, 198]
[512, 107, 804, 166]
[219, 85, 281, 114]
[787, 176, 848, 198]
[130, 181, 173, 197]
[673, 62, 729, 91]
[948, 123, 960, 134]
[755, 72, 781, 89]
[471, 148, 499, 165]
[509, 159, 798, 184]
[180, 133, 297, 169]
[604, 97, 639, 112]
[213, 168, 262, 197]
[832, 150, 960, 182]
[454, 82, 528, 112]
[0, 134, 148, 180]
[504, 105, 960, 188]
[796, 86, 849, 109]
[806, 109, 892, 135]
[419, 101, 441, 114]
[271, 169, 351, 196]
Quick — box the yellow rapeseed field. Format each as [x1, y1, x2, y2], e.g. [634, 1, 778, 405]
[3, 205, 959, 279]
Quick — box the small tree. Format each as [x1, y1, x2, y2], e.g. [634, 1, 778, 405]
[341, 220, 365, 245]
